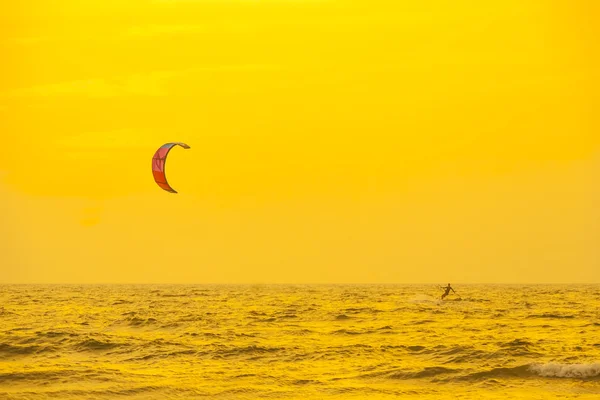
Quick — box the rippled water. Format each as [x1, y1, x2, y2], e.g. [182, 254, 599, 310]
[1, 285, 599, 399]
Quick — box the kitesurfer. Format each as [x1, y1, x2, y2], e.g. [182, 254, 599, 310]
[441, 283, 455, 300]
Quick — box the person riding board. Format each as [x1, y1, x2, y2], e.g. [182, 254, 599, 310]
[441, 283, 456, 300]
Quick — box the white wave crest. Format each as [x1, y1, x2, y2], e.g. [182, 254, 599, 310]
[529, 363, 600, 378]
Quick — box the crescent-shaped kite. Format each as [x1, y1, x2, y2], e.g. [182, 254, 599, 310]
[152, 142, 190, 193]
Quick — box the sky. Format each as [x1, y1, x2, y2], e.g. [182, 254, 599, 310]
[1, 0, 598, 284]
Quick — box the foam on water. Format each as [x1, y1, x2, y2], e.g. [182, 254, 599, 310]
[529, 363, 600, 379]
[408, 294, 442, 304]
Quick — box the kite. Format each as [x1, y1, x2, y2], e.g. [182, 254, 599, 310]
[152, 142, 190, 193]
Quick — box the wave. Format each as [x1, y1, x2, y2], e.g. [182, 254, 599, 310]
[335, 314, 351, 320]
[248, 310, 267, 317]
[75, 338, 122, 352]
[40, 330, 75, 339]
[0, 368, 120, 384]
[255, 317, 277, 323]
[331, 328, 375, 335]
[459, 365, 534, 380]
[343, 307, 382, 314]
[411, 319, 435, 325]
[119, 316, 159, 327]
[580, 322, 600, 327]
[293, 379, 322, 385]
[0, 342, 54, 356]
[112, 299, 134, 305]
[437, 345, 476, 356]
[124, 349, 197, 362]
[529, 363, 600, 379]
[214, 345, 286, 359]
[492, 339, 541, 357]
[428, 343, 541, 363]
[285, 328, 314, 336]
[499, 339, 533, 348]
[277, 313, 298, 319]
[361, 366, 457, 380]
[527, 313, 576, 319]
[0, 370, 66, 384]
[391, 366, 457, 379]
[0, 386, 173, 399]
[458, 363, 600, 381]
[184, 332, 222, 339]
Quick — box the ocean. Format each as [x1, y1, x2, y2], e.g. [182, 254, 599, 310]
[1, 284, 599, 399]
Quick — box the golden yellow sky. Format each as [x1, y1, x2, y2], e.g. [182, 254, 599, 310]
[1, 0, 598, 283]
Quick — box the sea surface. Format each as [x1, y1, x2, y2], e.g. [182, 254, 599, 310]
[0, 284, 599, 399]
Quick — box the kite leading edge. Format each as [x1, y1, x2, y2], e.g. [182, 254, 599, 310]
[152, 142, 190, 193]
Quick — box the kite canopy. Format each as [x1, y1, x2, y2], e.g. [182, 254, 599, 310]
[152, 142, 190, 193]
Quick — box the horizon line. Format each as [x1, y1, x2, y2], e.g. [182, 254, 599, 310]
[1, 282, 598, 286]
